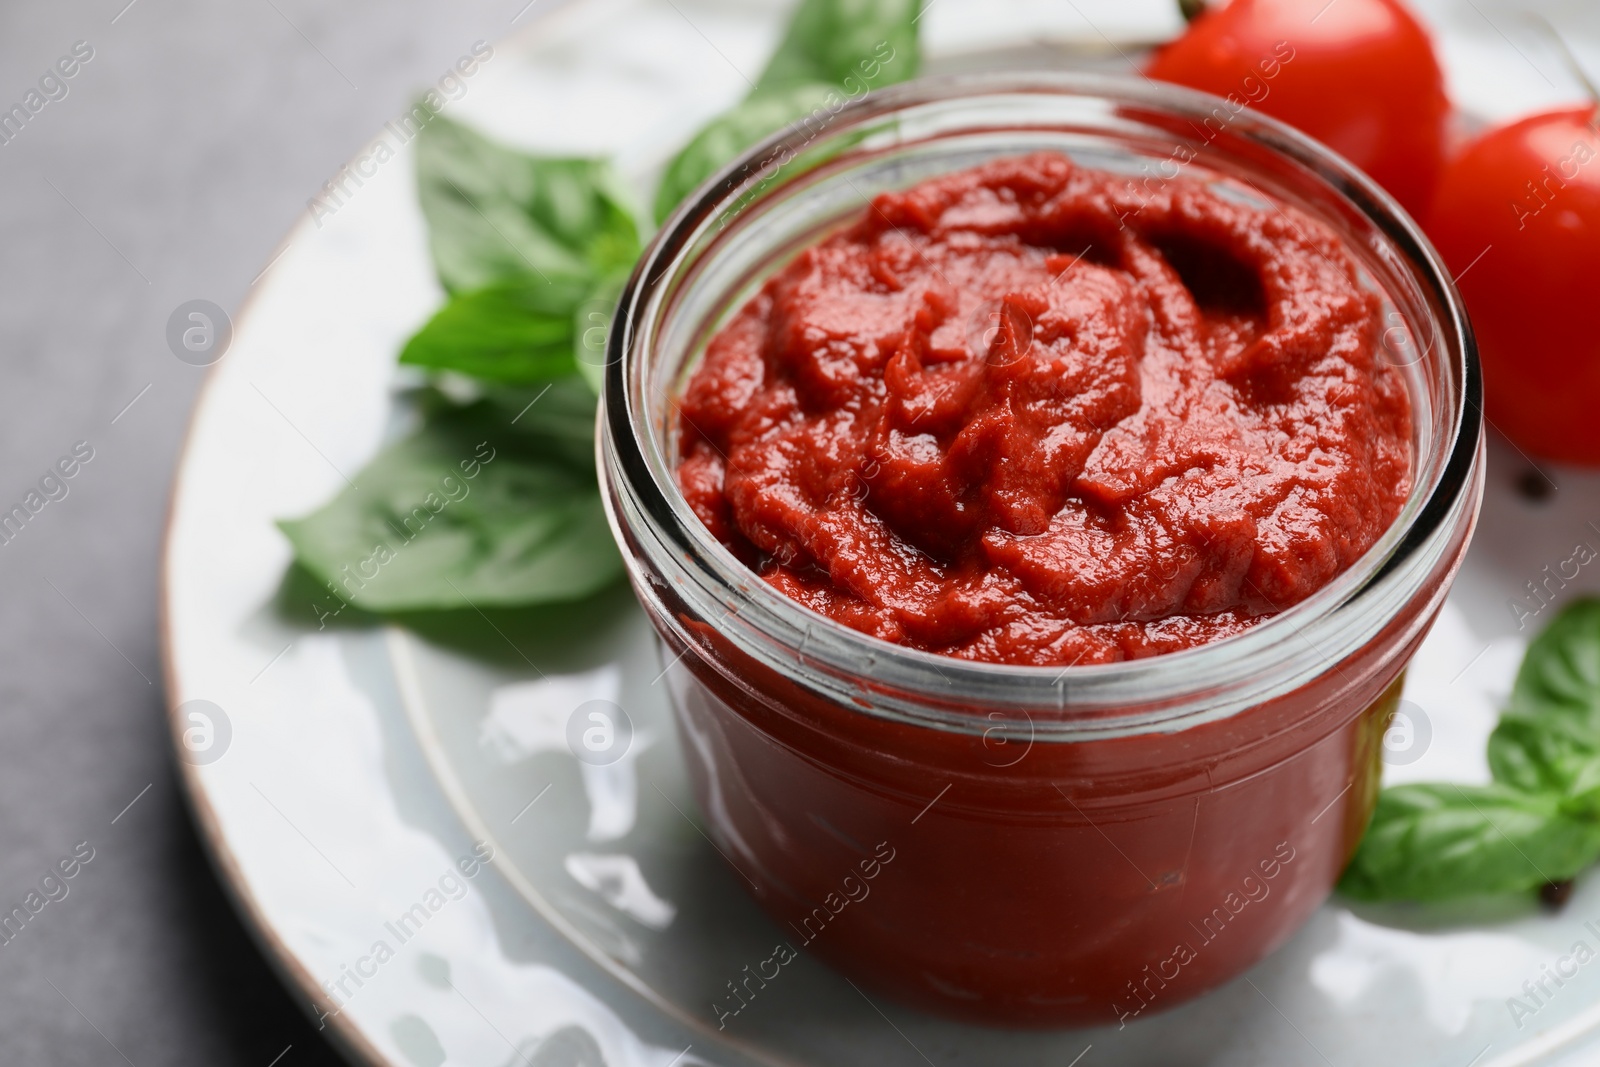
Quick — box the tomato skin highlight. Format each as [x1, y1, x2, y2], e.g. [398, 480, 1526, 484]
[1426, 107, 1600, 465]
[1146, 0, 1450, 218]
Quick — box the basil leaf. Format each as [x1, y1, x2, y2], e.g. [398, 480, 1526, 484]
[1490, 714, 1600, 797]
[416, 113, 641, 293]
[652, 0, 922, 223]
[572, 267, 630, 396]
[1490, 598, 1600, 793]
[1559, 757, 1600, 821]
[278, 400, 621, 613]
[400, 278, 592, 384]
[754, 0, 921, 94]
[481, 377, 602, 472]
[653, 83, 838, 224]
[1339, 783, 1600, 902]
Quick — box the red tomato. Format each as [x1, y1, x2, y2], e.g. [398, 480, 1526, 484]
[1146, 0, 1450, 218]
[1427, 107, 1600, 465]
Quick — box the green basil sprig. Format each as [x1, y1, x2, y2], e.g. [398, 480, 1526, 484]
[1489, 600, 1600, 796]
[280, 0, 922, 619]
[278, 387, 620, 614]
[1342, 599, 1600, 902]
[415, 115, 640, 295]
[403, 114, 643, 394]
[652, 0, 922, 223]
[399, 277, 591, 385]
[279, 114, 638, 614]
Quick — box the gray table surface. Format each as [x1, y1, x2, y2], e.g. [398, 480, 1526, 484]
[0, 2, 561, 1063]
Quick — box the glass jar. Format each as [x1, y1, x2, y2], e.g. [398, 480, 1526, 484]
[600, 72, 1482, 1028]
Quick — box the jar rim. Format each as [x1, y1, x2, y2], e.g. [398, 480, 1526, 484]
[602, 71, 1482, 738]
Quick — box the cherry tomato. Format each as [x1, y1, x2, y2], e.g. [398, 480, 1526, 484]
[1146, 0, 1450, 218]
[1426, 107, 1600, 465]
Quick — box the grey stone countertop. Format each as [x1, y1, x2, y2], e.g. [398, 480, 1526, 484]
[0, 2, 561, 1062]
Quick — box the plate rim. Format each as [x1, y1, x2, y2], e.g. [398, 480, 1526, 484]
[385, 627, 813, 1067]
[156, 4, 600, 1063]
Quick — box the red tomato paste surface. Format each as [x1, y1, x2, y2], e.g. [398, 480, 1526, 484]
[676, 153, 1412, 664]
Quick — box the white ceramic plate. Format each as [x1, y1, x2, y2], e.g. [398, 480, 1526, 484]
[162, 1, 1600, 1064]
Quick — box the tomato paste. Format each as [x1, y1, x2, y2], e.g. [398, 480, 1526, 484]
[677, 152, 1412, 663]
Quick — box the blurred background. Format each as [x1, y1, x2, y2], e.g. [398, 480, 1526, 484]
[0, 0, 1596, 1063]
